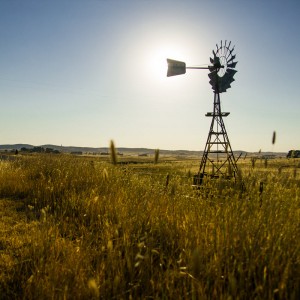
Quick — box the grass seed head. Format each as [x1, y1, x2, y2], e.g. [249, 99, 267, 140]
[88, 278, 99, 297]
[103, 168, 109, 181]
[154, 149, 160, 164]
[272, 131, 276, 144]
[191, 248, 201, 279]
[110, 140, 118, 165]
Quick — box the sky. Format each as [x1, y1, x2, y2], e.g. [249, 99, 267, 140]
[0, 0, 299, 152]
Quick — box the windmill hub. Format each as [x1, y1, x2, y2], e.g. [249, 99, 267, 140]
[212, 57, 222, 68]
[218, 56, 227, 76]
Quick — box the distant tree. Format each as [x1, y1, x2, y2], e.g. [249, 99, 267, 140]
[287, 150, 300, 158]
[45, 148, 53, 153]
[32, 147, 45, 153]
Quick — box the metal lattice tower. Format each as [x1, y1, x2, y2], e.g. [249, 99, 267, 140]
[194, 91, 239, 185]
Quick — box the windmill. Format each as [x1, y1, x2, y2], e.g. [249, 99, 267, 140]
[167, 40, 240, 185]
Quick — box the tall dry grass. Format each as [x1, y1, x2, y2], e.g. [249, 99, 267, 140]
[0, 155, 299, 299]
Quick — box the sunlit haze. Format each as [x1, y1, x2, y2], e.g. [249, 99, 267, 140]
[1, 0, 299, 152]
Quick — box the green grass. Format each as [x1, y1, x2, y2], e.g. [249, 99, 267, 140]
[0, 154, 299, 299]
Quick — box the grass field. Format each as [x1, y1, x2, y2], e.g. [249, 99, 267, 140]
[0, 153, 299, 299]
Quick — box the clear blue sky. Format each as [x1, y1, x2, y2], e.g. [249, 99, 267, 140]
[0, 0, 299, 152]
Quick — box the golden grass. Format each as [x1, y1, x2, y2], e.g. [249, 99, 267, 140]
[0, 155, 299, 299]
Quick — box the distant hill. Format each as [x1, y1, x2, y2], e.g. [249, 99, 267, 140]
[0, 144, 200, 155]
[0, 144, 287, 157]
[0, 144, 33, 150]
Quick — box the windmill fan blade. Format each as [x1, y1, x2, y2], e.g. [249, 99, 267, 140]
[220, 77, 234, 92]
[209, 79, 217, 89]
[227, 61, 238, 69]
[229, 47, 235, 56]
[208, 72, 217, 80]
[166, 59, 186, 77]
[227, 54, 236, 64]
[210, 57, 214, 64]
[226, 68, 237, 77]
